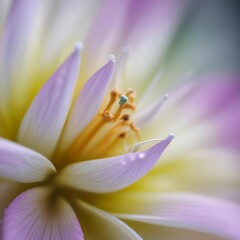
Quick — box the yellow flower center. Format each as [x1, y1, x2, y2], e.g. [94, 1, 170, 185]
[64, 88, 140, 165]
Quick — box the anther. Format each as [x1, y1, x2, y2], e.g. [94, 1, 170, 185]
[113, 102, 135, 121]
[119, 132, 126, 138]
[104, 89, 118, 112]
[121, 114, 130, 122]
[119, 95, 128, 106]
[126, 89, 136, 103]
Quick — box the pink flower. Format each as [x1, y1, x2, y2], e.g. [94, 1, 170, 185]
[0, 0, 240, 239]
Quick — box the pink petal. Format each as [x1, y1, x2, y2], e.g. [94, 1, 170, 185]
[17, 43, 81, 158]
[75, 200, 142, 240]
[59, 56, 115, 153]
[58, 134, 174, 193]
[0, 138, 55, 183]
[3, 187, 84, 240]
[122, 0, 186, 88]
[177, 75, 240, 150]
[112, 193, 240, 240]
[0, 0, 38, 108]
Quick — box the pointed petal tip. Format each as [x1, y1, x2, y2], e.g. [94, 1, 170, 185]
[74, 41, 83, 52]
[58, 132, 175, 193]
[121, 45, 130, 53]
[168, 133, 175, 139]
[164, 93, 169, 99]
[109, 54, 116, 63]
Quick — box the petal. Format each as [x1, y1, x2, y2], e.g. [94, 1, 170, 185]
[17, 43, 81, 158]
[3, 187, 84, 240]
[58, 134, 174, 193]
[119, 221, 223, 240]
[74, 200, 142, 240]
[40, 1, 90, 67]
[0, 138, 55, 183]
[85, 0, 130, 70]
[134, 93, 168, 128]
[0, 181, 21, 220]
[0, 0, 39, 109]
[59, 56, 115, 153]
[108, 193, 240, 239]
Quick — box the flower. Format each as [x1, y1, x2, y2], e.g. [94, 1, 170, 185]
[1, 0, 240, 240]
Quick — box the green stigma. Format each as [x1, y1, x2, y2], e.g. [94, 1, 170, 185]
[119, 95, 128, 106]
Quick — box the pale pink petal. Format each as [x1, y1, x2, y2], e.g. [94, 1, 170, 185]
[3, 187, 84, 240]
[40, 1, 95, 67]
[85, 0, 130, 70]
[123, 0, 186, 88]
[111, 193, 240, 239]
[58, 134, 174, 193]
[0, 138, 55, 183]
[175, 75, 240, 150]
[110, 45, 130, 89]
[59, 56, 115, 153]
[141, 75, 240, 166]
[18, 43, 81, 158]
[75, 200, 142, 240]
[0, 0, 39, 109]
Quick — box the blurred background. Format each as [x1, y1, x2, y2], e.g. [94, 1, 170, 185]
[162, 0, 240, 82]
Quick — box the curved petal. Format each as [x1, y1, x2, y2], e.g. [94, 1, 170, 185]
[85, 0, 130, 70]
[134, 93, 168, 128]
[3, 187, 84, 240]
[58, 134, 174, 193]
[59, 56, 115, 153]
[0, 0, 39, 110]
[74, 200, 142, 240]
[17, 43, 81, 158]
[118, 220, 224, 240]
[0, 138, 55, 183]
[108, 193, 240, 239]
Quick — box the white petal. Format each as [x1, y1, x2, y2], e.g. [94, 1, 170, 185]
[0, 138, 55, 183]
[110, 192, 240, 239]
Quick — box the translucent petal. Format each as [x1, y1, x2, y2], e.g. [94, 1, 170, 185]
[58, 134, 174, 193]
